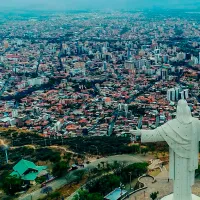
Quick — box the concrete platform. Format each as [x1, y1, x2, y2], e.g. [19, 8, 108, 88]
[161, 194, 200, 200]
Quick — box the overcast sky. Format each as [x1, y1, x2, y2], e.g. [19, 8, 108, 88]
[1, 0, 200, 10]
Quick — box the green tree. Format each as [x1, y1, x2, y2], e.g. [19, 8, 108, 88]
[49, 153, 61, 163]
[73, 170, 85, 183]
[86, 174, 120, 195]
[52, 161, 70, 177]
[150, 191, 159, 200]
[3, 175, 23, 195]
[73, 190, 103, 200]
[101, 161, 105, 169]
[106, 162, 111, 171]
[119, 163, 148, 183]
[97, 163, 101, 170]
[141, 147, 149, 156]
[49, 191, 61, 199]
[63, 152, 72, 162]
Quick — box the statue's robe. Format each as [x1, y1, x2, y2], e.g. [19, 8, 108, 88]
[141, 118, 200, 200]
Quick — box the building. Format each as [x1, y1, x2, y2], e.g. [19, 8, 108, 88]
[186, 53, 191, 60]
[167, 88, 176, 101]
[180, 89, 189, 100]
[167, 87, 188, 101]
[10, 159, 47, 185]
[103, 61, 107, 71]
[161, 69, 168, 80]
[199, 52, 200, 65]
[124, 61, 134, 70]
[177, 52, 186, 61]
[174, 87, 180, 100]
[12, 109, 18, 118]
[155, 54, 160, 64]
[163, 55, 169, 64]
[191, 56, 199, 65]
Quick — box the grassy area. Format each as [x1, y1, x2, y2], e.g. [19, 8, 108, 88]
[125, 178, 138, 190]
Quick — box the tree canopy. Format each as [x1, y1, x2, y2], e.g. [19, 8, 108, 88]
[2, 175, 23, 195]
[86, 174, 120, 195]
[73, 190, 103, 200]
[52, 161, 70, 177]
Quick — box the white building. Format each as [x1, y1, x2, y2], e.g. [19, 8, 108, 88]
[12, 109, 18, 118]
[125, 61, 134, 70]
[167, 87, 188, 102]
[180, 89, 189, 100]
[191, 56, 198, 65]
[167, 88, 176, 101]
[177, 52, 186, 61]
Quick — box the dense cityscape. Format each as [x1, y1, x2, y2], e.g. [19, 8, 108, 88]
[0, 6, 200, 200]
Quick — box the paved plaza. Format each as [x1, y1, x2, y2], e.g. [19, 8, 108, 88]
[126, 167, 200, 200]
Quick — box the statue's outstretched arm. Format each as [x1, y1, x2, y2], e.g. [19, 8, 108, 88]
[131, 127, 164, 143]
[141, 128, 165, 143]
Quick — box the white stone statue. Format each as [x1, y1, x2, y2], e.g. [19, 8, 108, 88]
[132, 100, 200, 200]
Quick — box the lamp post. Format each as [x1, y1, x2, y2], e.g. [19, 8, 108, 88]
[129, 172, 132, 190]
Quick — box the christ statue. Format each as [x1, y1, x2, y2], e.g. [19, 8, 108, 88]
[132, 100, 200, 200]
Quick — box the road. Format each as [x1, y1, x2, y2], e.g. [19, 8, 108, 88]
[18, 154, 150, 200]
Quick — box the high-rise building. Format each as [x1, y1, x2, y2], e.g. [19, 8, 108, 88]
[155, 54, 160, 64]
[163, 55, 169, 64]
[127, 48, 131, 58]
[181, 89, 189, 99]
[167, 87, 188, 101]
[125, 61, 134, 70]
[174, 87, 180, 100]
[199, 52, 200, 65]
[167, 88, 176, 101]
[102, 46, 107, 54]
[186, 53, 191, 60]
[103, 61, 107, 71]
[161, 69, 168, 80]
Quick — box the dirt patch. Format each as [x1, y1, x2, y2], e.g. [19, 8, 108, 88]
[57, 177, 87, 198]
[149, 168, 161, 177]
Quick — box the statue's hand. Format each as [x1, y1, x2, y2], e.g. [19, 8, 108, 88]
[130, 127, 141, 136]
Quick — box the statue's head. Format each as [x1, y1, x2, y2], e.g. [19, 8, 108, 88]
[176, 99, 192, 123]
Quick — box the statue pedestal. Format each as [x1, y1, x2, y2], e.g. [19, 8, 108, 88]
[161, 194, 200, 200]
